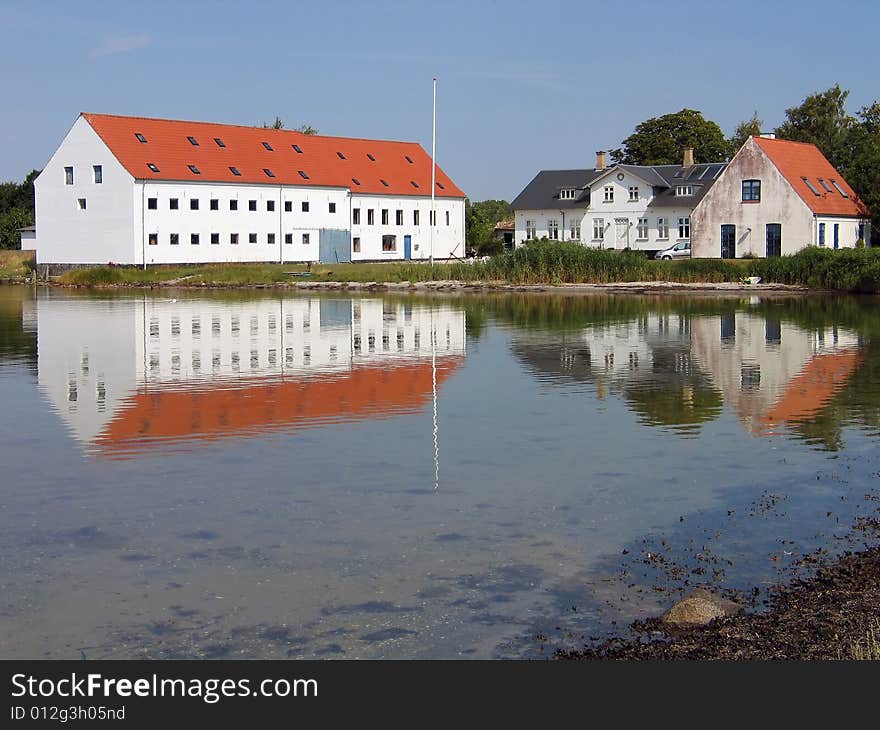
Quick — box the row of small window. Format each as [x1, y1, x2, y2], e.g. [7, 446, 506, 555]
[148, 232, 312, 246]
[150, 348, 317, 373]
[352, 208, 449, 226]
[148, 197, 331, 213]
[600, 185, 644, 203]
[64, 166, 101, 185]
[150, 315, 310, 338]
[594, 185, 693, 203]
[524, 217, 690, 241]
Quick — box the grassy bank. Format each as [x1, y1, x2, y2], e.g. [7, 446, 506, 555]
[46, 242, 880, 292]
[0, 250, 34, 279]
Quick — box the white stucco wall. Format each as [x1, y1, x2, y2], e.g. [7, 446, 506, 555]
[349, 194, 464, 260]
[34, 116, 136, 264]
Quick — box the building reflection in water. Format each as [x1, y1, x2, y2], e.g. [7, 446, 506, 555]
[511, 302, 861, 438]
[35, 294, 465, 458]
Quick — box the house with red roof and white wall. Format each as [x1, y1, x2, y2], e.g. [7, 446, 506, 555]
[32, 113, 466, 266]
[691, 135, 871, 258]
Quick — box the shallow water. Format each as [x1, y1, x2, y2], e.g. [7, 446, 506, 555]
[1, 286, 879, 658]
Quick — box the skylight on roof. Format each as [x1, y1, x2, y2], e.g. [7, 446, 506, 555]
[229, 166, 241, 176]
[146, 162, 159, 172]
[292, 144, 303, 154]
[352, 177, 361, 186]
[337, 151, 346, 160]
[380, 179, 389, 187]
[298, 170, 309, 180]
[405, 155, 414, 164]
[410, 181, 420, 188]
[187, 136, 199, 146]
[135, 133, 148, 143]
[367, 153, 376, 161]
[831, 180, 849, 198]
[802, 177, 821, 196]
[188, 164, 201, 175]
[264, 168, 275, 178]
[818, 178, 833, 192]
[262, 142, 273, 151]
[214, 137, 225, 148]
[436, 182, 445, 190]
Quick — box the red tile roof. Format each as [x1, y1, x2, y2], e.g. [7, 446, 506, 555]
[82, 113, 465, 198]
[753, 136, 869, 217]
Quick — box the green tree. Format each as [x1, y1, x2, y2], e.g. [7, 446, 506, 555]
[295, 124, 318, 135]
[612, 109, 729, 165]
[775, 84, 855, 170]
[845, 103, 880, 244]
[465, 199, 510, 256]
[0, 207, 32, 250]
[0, 169, 38, 250]
[728, 111, 763, 156]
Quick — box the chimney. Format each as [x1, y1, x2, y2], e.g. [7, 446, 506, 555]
[595, 151, 606, 171]
[683, 147, 695, 167]
[759, 132, 776, 139]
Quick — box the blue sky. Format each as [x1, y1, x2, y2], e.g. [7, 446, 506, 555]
[2, 0, 878, 200]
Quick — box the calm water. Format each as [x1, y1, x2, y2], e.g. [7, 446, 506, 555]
[2, 286, 880, 659]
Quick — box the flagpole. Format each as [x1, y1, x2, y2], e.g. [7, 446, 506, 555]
[430, 77, 437, 265]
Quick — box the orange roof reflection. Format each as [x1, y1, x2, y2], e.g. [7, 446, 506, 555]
[94, 357, 462, 457]
[757, 349, 860, 433]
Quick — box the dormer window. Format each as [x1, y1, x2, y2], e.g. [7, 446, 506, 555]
[560, 188, 576, 200]
[676, 185, 693, 197]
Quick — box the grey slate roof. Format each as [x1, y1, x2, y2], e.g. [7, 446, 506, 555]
[510, 162, 727, 211]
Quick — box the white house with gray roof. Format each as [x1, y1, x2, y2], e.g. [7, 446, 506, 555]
[510, 149, 727, 256]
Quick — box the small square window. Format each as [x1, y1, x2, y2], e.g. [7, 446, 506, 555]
[302, 201, 309, 212]
[229, 166, 241, 176]
[292, 144, 303, 153]
[147, 197, 157, 210]
[210, 199, 219, 210]
[188, 164, 201, 175]
[214, 137, 225, 147]
[147, 163, 160, 173]
[262, 141, 273, 151]
[285, 233, 293, 244]
[329, 202, 336, 213]
[284, 201, 292, 212]
[249, 200, 257, 211]
[367, 209, 374, 225]
[190, 198, 199, 210]
[64, 166, 74, 185]
[267, 200, 275, 212]
[170, 198, 179, 210]
[249, 233, 257, 244]
[148, 233, 158, 246]
[230, 199, 238, 211]
[381, 209, 389, 225]
[135, 133, 148, 143]
[267, 233, 275, 244]
[191, 233, 199, 245]
[187, 136, 199, 146]
[353, 236, 361, 252]
[230, 233, 239, 244]
[170, 233, 179, 245]
[353, 208, 360, 224]
[93, 165, 103, 184]
[264, 168, 275, 178]
[302, 233, 310, 245]
[211, 233, 219, 244]
[396, 209, 403, 225]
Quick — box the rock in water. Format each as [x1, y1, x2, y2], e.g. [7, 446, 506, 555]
[662, 589, 743, 627]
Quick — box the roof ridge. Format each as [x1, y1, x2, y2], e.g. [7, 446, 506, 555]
[82, 112, 422, 147]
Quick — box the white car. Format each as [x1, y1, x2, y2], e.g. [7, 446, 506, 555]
[655, 241, 691, 260]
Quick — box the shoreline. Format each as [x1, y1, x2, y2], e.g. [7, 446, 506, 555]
[558, 538, 880, 660]
[2, 277, 825, 297]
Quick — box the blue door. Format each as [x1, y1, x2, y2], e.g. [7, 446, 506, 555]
[404, 235, 412, 260]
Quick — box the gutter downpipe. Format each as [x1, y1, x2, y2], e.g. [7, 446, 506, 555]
[141, 181, 146, 270]
[430, 77, 437, 264]
[279, 183, 283, 264]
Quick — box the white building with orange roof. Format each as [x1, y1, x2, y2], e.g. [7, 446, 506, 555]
[32, 113, 466, 266]
[691, 135, 871, 258]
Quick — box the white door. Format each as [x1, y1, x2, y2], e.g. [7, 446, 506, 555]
[615, 219, 629, 249]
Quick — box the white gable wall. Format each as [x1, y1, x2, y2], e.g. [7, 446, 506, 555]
[34, 116, 137, 265]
